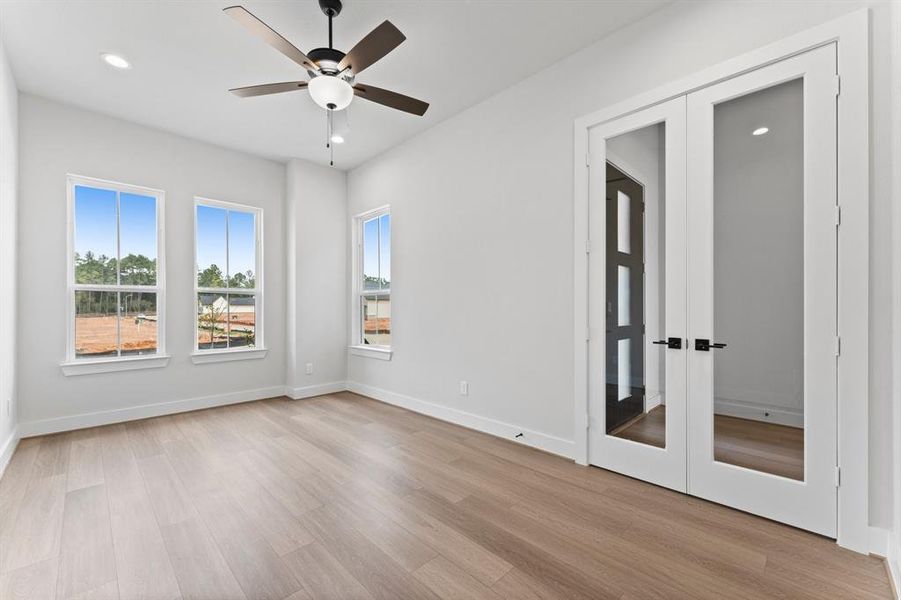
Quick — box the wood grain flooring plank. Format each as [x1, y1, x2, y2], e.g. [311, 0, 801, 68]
[1, 473, 67, 573]
[0, 558, 59, 600]
[56, 484, 118, 600]
[136, 453, 197, 527]
[340, 476, 513, 586]
[101, 426, 181, 600]
[159, 517, 245, 600]
[30, 433, 71, 480]
[66, 435, 104, 492]
[298, 504, 443, 600]
[413, 556, 503, 600]
[281, 542, 374, 600]
[217, 466, 315, 556]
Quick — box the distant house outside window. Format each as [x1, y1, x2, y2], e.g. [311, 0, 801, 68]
[354, 206, 391, 348]
[194, 198, 262, 353]
[67, 175, 164, 362]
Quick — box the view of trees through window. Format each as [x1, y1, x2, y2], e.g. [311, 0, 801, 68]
[196, 203, 259, 350]
[72, 184, 159, 358]
[361, 211, 390, 347]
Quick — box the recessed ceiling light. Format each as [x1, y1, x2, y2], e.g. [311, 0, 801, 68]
[330, 134, 345, 144]
[101, 53, 131, 70]
[752, 127, 769, 136]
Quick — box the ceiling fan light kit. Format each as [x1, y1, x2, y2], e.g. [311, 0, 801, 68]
[224, 0, 429, 166]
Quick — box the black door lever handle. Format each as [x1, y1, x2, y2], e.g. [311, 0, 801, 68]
[652, 337, 682, 349]
[695, 339, 727, 351]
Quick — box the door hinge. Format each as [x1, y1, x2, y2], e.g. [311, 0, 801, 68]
[835, 336, 841, 356]
[585, 240, 592, 254]
[835, 205, 841, 226]
[833, 75, 841, 97]
[585, 152, 592, 167]
[834, 466, 841, 487]
[586, 327, 591, 342]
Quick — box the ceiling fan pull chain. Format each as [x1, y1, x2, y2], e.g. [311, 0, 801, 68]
[328, 109, 334, 166]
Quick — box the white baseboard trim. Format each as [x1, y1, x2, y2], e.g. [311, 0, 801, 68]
[17, 385, 288, 438]
[287, 381, 347, 400]
[346, 381, 575, 459]
[0, 427, 20, 479]
[714, 398, 803, 428]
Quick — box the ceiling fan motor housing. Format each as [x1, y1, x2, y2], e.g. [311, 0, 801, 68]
[307, 47, 346, 76]
[319, 0, 342, 17]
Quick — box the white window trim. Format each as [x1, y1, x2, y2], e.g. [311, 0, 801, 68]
[63, 174, 168, 376]
[193, 197, 265, 360]
[350, 205, 392, 359]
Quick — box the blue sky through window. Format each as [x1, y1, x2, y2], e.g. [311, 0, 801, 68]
[74, 185, 157, 260]
[196, 204, 256, 284]
[363, 213, 390, 287]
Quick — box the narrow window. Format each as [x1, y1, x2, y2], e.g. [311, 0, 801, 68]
[355, 207, 391, 348]
[195, 199, 262, 352]
[68, 176, 164, 361]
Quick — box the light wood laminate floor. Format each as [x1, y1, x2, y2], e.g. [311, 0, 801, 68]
[614, 405, 805, 480]
[0, 392, 891, 599]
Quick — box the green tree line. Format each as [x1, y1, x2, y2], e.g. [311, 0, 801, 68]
[197, 264, 256, 289]
[75, 251, 157, 285]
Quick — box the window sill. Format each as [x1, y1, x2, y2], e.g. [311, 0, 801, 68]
[348, 345, 393, 361]
[191, 348, 268, 364]
[61, 354, 171, 376]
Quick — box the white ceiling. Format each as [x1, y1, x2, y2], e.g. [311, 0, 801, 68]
[1, 0, 668, 169]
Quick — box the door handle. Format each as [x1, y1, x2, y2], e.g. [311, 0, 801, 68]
[695, 338, 727, 351]
[652, 337, 682, 350]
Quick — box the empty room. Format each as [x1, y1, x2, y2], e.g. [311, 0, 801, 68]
[0, 0, 899, 598]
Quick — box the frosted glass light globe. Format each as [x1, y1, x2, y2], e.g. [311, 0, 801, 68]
[308, 75, 353, 111]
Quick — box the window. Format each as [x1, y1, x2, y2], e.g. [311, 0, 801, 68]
[194, 198, 263, 359]
[352, 206, 391, 357]
[65, 175, 166, 372]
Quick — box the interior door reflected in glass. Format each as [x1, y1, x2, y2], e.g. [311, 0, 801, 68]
[712, 78, 804, 481]
[603, 122, 666, 448]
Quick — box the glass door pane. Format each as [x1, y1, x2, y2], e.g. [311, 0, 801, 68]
[603, 147, 660, 448]
[712, 78, 805, 480]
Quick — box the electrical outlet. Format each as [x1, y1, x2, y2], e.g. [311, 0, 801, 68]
[459, 381, 468, 396]
[305, 363, 314, 375]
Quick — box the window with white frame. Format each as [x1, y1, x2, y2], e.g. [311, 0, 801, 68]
[355, 207, 391, 348]
[68, 175, 164, 361]
[194, 199, 262, 352]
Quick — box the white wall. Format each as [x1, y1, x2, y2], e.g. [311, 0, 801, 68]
[347, 0, 898, 529]
[0, 35, 18, 470]
[285, 158, 347, 396]
[17, 95, 286, 431]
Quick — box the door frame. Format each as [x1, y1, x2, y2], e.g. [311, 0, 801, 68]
[572, 9, 869, 552]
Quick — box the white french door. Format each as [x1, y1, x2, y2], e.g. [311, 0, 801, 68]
[587, 44, 838, 536]
[587, 97, 688, 492]
[686, 44, 838, 536]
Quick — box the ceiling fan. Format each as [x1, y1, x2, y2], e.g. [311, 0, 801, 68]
[224, 0, 429, 164]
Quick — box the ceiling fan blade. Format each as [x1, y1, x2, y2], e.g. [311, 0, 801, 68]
[354, 84, 429, 116]
[230, 81, 308, 98]
[337, 21, 405, 75]
[224, 6, 317, 71]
